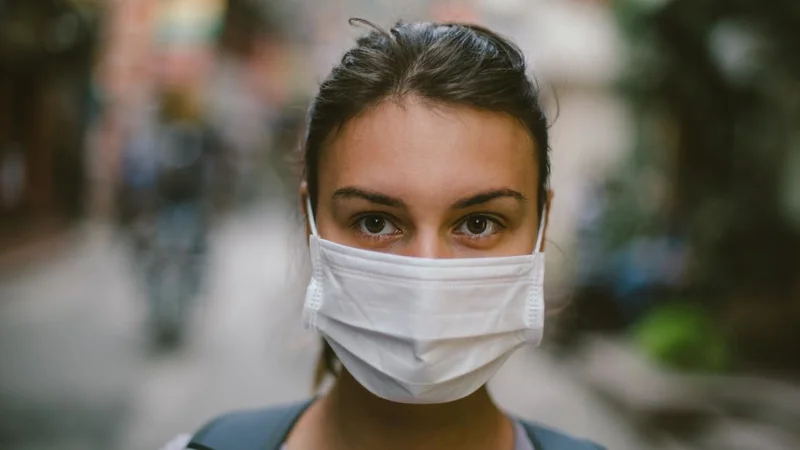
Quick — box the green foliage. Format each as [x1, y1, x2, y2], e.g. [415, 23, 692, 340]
[633, 302, 730, 372]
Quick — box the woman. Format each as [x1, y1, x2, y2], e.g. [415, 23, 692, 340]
[165, 19, 605, 450]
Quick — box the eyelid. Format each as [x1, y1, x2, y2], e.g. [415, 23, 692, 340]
[351, 212, 404, 238]
[452, 213, 507, 238]
[352, 211, 403, 227]
[453, 213, 506, 229]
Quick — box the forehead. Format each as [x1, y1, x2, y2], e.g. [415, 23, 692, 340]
[318, 97, 539, 204]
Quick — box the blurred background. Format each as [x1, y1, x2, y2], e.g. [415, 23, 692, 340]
[1, 0, 798, 449]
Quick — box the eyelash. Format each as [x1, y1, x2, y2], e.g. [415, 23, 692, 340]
[454, 215, 506, 240]
[351, 213, 401, 241]
[350, 213, 506, 240]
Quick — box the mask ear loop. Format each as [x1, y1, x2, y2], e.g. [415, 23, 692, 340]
[534, 203, 547, 254]
[305, 196, 320, 237]
[534, 188, 550, 253]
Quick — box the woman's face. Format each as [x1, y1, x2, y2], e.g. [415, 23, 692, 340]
[308, 96, 546, 258]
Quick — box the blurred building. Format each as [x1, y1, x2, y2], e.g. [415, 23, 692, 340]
[0, 0, 101, 255]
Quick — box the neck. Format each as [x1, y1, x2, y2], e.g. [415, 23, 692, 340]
[318, 370, 513, 450]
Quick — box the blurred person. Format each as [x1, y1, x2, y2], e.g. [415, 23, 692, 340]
[117, 102, 160, 234]
[119, 87, 222, 348]
[164, 19, 605, 450]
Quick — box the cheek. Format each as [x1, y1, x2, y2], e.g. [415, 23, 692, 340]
[499, 223, 540, 256]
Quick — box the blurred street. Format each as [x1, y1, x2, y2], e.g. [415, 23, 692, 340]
[0, 198, 651, 450]
[0, 198, 315, 450]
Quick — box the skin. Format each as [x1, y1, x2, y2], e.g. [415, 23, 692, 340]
[288, 96, 552, 450]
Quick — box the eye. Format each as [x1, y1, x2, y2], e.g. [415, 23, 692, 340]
[455, 215, 503, 239]
[355, 214, 400, 236]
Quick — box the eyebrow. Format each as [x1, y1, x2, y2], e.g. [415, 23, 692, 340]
[451, 189, 527, 209]
[331, 186, 526, 209]
[332, 187, 406, 207]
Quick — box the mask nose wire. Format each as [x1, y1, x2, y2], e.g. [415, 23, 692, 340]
[305, 196, 320, 237]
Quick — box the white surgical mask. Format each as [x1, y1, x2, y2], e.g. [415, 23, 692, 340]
[303, 197, 546, 404]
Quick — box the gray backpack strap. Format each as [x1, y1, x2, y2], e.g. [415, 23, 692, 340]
[519, 420, 607, 450]
[187, 400, 314, 450]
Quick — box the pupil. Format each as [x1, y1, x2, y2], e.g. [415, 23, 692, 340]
[365, 217, 385, 234]
[467, 217, 487, 234]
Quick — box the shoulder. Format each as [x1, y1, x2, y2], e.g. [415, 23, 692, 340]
[518, 420, 607, 450]
[188, 400, 314, 450]
[194, 400, 311, 434]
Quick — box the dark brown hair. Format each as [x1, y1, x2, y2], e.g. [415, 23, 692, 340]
[303, 19, 551, 387]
